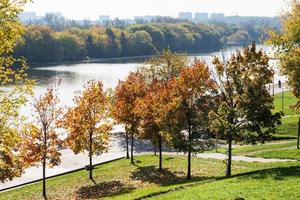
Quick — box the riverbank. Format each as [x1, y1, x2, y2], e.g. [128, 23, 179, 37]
[28, 44, 267, 68]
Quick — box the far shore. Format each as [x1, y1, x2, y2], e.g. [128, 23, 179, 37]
[28, 43, 266, 68]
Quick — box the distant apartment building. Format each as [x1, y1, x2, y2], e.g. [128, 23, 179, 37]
[194, 12, 209, 22]
[19, 12, 39, 22]
[45, 12, 63, 18]
[99, 15, 110, 24]
[134, 15, 158, 22]
[178, 12, 193, 21]
[210, 13, 225, 20]
[123, 18, 135, 25]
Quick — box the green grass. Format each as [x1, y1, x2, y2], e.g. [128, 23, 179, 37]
[1, 155, 299, 200]
[252, 148, 300, 160]
[150, 164, 300, 200]
[230, 140, 300, 160]
[232, 140, 297, 156]
[276, 115, 299, 136]
[273, 91, 298, 116]
[272, 91, 299, 137]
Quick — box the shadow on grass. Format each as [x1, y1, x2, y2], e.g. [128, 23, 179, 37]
[130, 166, 179, 186]
[130, 165, 215, 186]
[76, 181, 135, 199]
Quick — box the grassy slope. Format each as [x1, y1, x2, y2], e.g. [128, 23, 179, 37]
[151, 164, 300, 200]
[273, 91, 297, 116]
[253, 148, 300, 160]
[232, 141, 297, 155]
[1, 155, 299, 200]
[273, 91, 299, 137]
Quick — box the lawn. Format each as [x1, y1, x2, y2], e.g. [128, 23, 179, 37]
[1, 155, 299, 200]
[273, 91, 299, 137]
[232, 140, 297, 156]
[253, 148, 300, 160]
[151, 164, 300, 200]
[273, 91, 298, 116]
[276, 115, 299, 137]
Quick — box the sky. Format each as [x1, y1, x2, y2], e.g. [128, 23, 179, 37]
[24, 0, 287, 20]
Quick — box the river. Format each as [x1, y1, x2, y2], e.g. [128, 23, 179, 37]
[23, 44, 285, 115]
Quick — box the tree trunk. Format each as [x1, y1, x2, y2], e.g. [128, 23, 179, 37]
[226, 135, 232, 177]
[126, 131, 129, 159]
[154, 141, 157, 156]
[297, 117, 300, 149]
[187, 125, 192, 180]
[89, 130, 93, 180]
[42, 126, 46, 199]
[158, 134, 162, 171]
[131, 132, 134, 164]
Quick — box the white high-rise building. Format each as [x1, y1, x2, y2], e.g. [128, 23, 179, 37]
[19, 12, 39, 22]
[178, 12, 193, 21]
[210, 13, 225, 20]
[99, 15, 110, 24]
[194, 12, 209, 22]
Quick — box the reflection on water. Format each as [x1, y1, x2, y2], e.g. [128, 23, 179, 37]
[22, 45, 285, 116]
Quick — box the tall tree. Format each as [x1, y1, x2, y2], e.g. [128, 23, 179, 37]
[134, 49, 189, 171]
[174, 59, 217, 179]
[112, 72, 147, 163]
[0, 0, 33, 182]
[106, 28, 120, 57]
[269, 0, 300, 148]
[209, 44, 281, 176]
[20, 88, 63, 199]
[134, 79, 179, 171]
[61, 80, 112, 180]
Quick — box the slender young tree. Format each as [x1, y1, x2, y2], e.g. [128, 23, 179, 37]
[135, 49, 189, 171]
[112, 72, 147, 164]
[0, 0, 33, 182]
[174, 59, 217, 179]
[61, 80, 112, 180]
[269, 0, 300, 148]
[209, 44, 281, 176]
[20, 88, 63, 199]
[134, 79, 180, 171]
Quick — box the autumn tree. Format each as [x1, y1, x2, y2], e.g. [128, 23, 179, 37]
[112, 72, 147, 163]
[20, 88, 63, 199]
[174, 59, 217, 179]
[269, 0, 300, 148]
[134, 79, 180, 171]
[209, 43, 281, 176]
[135, 49, 189, 171]
[0, 0, 34, 182]
[61, 80, 112, 180]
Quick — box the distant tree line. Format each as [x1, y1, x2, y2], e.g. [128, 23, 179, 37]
[14, 22, 272, 63]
